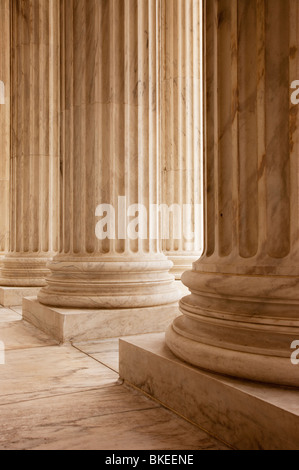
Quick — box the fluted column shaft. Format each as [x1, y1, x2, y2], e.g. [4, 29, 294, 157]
[166, 0, 299, 387]
[0, 0, 10, 256]
[0, 0, 59, 286]
[39, 0, 179, 309]
[161, 0, 202, 279]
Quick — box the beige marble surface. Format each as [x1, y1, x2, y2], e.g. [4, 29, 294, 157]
[74, 338, 120, 372]
[0, 321, 57, 351]
[23, 297, 179, 343]
[0, 307, 21, 323]
[9, 306, 22, 316]
[0, 345, 118, 405]
[0, 387, 227, 451]
[119, 333, 299, 450]
[0, 309, 227, 450]
[0, 287, 41, 307]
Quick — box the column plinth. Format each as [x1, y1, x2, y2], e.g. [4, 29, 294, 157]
[166, 0, 299, 387]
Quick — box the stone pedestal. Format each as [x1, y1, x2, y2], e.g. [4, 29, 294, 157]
[120, 334, 299, 450]
[23, 297, 179, 343]
[0, 0, 59, 303]
[0, 287, 41, 308]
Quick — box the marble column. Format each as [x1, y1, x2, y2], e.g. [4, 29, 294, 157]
[0, 0, 60, 291]
[161, 0, 202, 280]
[37, 0, 179, 313]
[166, 0, 299, 387]
[0, 0, 10, 258]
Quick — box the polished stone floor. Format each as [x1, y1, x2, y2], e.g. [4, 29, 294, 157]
[0, 306, 230, 450]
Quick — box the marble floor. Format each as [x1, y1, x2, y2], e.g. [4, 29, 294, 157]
[0, 306, 230, 450]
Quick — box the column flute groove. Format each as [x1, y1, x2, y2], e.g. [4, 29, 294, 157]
[161, 0, 203, 280]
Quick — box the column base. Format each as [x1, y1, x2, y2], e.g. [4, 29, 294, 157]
[22, 297, 180, 343]
[0, 286, 41, 307]
[38, 257, 180, 309]
[173, 269, 299, 387]
[166, 318, 299, 388]
[119, 333, 299, 450]
[0, 255, 51, 287]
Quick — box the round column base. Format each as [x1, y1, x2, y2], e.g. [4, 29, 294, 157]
[166, 321, 299, 387]
[38, 257, 181, 308]
[165, 269, 299, 388]
[0, 255, 51, 287]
